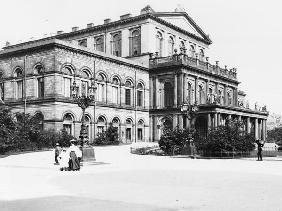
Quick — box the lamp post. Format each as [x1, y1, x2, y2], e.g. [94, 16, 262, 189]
[71, 76, 97, 161]
[180, 101, 199, 128]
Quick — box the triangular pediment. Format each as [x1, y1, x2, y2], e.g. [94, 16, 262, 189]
[153, 12, 211, 44]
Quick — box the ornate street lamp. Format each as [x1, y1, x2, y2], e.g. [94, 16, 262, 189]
[71, 76, 97, 161]
[180, 101, 199, 122]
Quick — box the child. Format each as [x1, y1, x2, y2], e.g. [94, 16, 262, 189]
[59, 148, 70, 171]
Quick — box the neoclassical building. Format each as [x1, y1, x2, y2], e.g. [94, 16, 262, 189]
[0, 6, 268, 143]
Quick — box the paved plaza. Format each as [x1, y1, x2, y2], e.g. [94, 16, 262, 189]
[0, 145, 282, 211]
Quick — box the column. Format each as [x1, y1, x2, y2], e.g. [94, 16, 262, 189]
[254, 118, 258, 140]
[206, 80, 210, 103]
[214, 113, 218, 127]
[195, 77, 199, 104]
[224, 85, 228, 106]
[179, 73, 183, 105]
[262, 119, 266, 141]
[247, 117, 251, 133]
[173, 114, 178, 128]
[186, 116, 191, 129]
[217, 113, 221, 126]
[207, 113, 211, 128]
[183, 73, 187, 103]
[178, 114, 183, 129]
[174, 74, 178, 107]
[238, 115, 242, 122]
[155, 77, 160, 108]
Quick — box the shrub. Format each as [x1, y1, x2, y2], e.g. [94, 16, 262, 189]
[159, 127, 195, 155]
[93, 123, 120, 145]
[195, 120, 256, 156]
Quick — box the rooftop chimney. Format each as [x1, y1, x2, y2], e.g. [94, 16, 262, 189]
[87, 23, 94, 28]
[57, 30, 64, 35]
[72, 26, 79, 32]
[104, 18, 111, 24]
[120, 13, 132, 20]
[5, 41, 10, 47]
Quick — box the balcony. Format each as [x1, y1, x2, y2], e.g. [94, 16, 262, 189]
[149, 53, 237, 81]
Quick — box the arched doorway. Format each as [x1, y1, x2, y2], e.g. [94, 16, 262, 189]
[195, 115, 208, 137]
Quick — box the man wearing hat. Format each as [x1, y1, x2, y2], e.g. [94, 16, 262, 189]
[54, 143, 62, 165]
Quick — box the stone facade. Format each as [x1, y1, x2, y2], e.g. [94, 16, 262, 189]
[0, 6, 268, 143]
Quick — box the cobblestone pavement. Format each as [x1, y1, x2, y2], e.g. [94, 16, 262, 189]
[1, 145, 282, 211]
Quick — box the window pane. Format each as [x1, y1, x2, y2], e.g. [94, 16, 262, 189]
[137, 128, 143, 140]
[137, 90, 142, 106]
[126, 128, 131, 140]
[112, 86, 118, 104]
[64, 78, 71, 97]
[95, 37, 104, 52]
[78, 39, 87, 47]
[38, 78, 44, 98]
[125, 89, 131, 105]
[63, 124, 72, 135]
[0, 83, 4, 101]
[17, 81, 23, 99]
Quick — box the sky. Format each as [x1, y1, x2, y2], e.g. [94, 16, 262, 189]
[0, 0, 281, 114]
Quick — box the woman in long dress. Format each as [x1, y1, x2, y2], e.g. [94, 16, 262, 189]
[68, 140, 82, 171]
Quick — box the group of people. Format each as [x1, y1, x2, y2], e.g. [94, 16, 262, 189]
[54, 139, 82, 171]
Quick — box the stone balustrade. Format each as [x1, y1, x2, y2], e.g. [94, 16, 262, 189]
[149, 53, 237, 81]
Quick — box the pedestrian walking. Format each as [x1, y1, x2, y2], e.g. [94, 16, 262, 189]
[256, 139, 264, 161]
[190, 138, 197, 159]
[54, 143, 61, 165]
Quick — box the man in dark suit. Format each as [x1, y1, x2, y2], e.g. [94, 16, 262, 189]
[256, 140, 264, 161]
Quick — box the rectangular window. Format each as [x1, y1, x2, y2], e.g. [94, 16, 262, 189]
[137, 128, 143, 140]
[137, 90, 142, 106]
[126, 128, 131, 140]
[16, 80, 23, 99]
[112, 86, 118, 104]
[125, 89, 131, 105]
[63, 124, 72, 135]
[38, 78, 44, 98]
[0, 83, 4, 101]
[64, 78, 71, 97]
[78, 39, 87, 47]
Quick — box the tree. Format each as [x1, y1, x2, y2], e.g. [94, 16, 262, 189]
[267, 127, 282, 144]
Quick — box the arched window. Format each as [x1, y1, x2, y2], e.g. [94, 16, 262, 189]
[94, 36, 104, 52]
[189, 45, 195, 58]
[187, 83, 193, 104]
[62, 66, 73, 98]
[218, 89, 224, 105]
[112, 77, 120, 104]
[164, 82, 174, 107]
[14, 68, 23, 100]
[112, 117, 120, 139]
[180, 41, 186, 53]
[35, 64, 44, 98]
[198, 85, 205, 104]
[168, 36, 175, 56]
[111, 33, 122, 57]
[125, 118, 133, 142]
[130, 29, 141, 56]
[156, 32, 163, 57]
[97, 116, 106, 134]
[199, 49, 205, 61]
[137, 119, 144, 141]
[137, 82, 144, 107]
[97, 73, 106, 102]
[63, 113, 74, 135]
[80, 70, 90, 96]
[125, 80, 132, 106]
